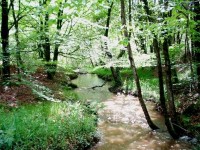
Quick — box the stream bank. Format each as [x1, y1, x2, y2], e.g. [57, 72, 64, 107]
[72, 74, 193, 150]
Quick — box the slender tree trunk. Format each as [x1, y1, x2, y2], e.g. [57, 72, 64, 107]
[53, 44, 59, 62]
[14, 21, 22, 72]
[163, 38, 177, 118]
[44, 13, 50, 62]
[140, 0, 181, 137]
[176, 30, 181, 45]
[162, 0, 178, 125]
[53, 2, 64, 62]
[38, 0, 44, 59]
[104, 1, 123, 87]
[128, 0, 132, 38]
[137, 31, 147, 53]
[105, 1, 113, 37]
[121, 0, 158, 130]
[43, 12, 52, 79]
[51, 2, 65, 77]
[193, 1, 200, 93]
[39, 0, 52, 78]
[153, 37, 179, 139]
[185, 20, 194, 90]
[1, 0, 10, 80]
[11, 0, 23, 76]
[38, 21, 44, 59]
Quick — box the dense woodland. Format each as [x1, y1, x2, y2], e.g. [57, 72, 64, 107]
[0, 0, 200, 149]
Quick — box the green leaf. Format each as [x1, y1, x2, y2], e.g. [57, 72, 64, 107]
[48, 19, 56, 26]
[119, 38, 129, 46]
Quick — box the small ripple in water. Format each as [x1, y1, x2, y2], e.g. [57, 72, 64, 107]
[72, 74, 192, 150]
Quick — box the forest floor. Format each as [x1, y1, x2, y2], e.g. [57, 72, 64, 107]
[0, 66, 200, 139]
[0, 67, 77, 106]
[0, 67, 100, 149]
[175, 89, 200, 136]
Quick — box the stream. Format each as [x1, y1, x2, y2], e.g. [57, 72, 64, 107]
[72, 74, 192, 150]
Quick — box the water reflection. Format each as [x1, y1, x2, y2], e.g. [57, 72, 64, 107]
[72, 74, 114, 102]
[72, 74, 192, 150]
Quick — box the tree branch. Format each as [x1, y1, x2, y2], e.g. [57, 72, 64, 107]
[89, 81, 107, 89]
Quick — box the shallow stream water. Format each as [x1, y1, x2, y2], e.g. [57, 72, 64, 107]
[72, 74, 192, 150]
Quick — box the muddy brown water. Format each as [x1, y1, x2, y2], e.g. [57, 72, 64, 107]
[72, 74, 192, 150]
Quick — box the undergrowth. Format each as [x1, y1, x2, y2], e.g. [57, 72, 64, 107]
[0, 102, 97, 150]
[92, 67, 159, 101]
[91, 67, 112, 80]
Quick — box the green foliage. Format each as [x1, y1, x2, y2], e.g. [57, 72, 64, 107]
[0, 102, 97, 150]
[1, 0, 199, 147]
[119, 38, 129, 46]
[169, 44, 185, 61]
[193, 145, 200, 150]
[91, 67, 112, 80]
[182, 115, 191, 125]
[121, 67, 156, 80]
[122, 70, 159, 100]
[92, 67, 159, 100]
[139, 78, 159, 100]
[62, 87, 79, 101]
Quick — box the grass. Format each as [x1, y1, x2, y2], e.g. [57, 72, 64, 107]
[121, 69, 159, 100]
[0, 66, 99, 149]
[92, 67, 159, 101]
[91, 67, 112, 80]
[0, 102, 97, 150]
[138, 78, 159, 100]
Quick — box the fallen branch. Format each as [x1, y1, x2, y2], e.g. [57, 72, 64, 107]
[89, 81, 107, 90]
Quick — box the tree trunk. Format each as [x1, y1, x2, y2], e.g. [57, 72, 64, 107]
[51, 2, 65, 77]
[38, 0, 53, 79]
[193, 1, 200, 93]
[104, 1, 123, 88]
[11, 0, 23, 76]
[128, 0, 132, 38]
[43, 13, 51, 62]
[38, 0, 44, 59]
[162, 0, 178, 126]
[43, 12, 52, 79]
[121, 0, 158, 130]
[163, 38, 177, 117]
[184, 16, 194, 90]
[139, 35, 147, 53]
[38, 20, 44, 59]
[1, 0, 10, 80]
[110, 66, 122, 87]
[105, 1, 113, 37]
[153, 37, 179, 139]
[14, 20, 22, 73]
[53, 44, 59, 62]
[140, 0, 180, 138]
